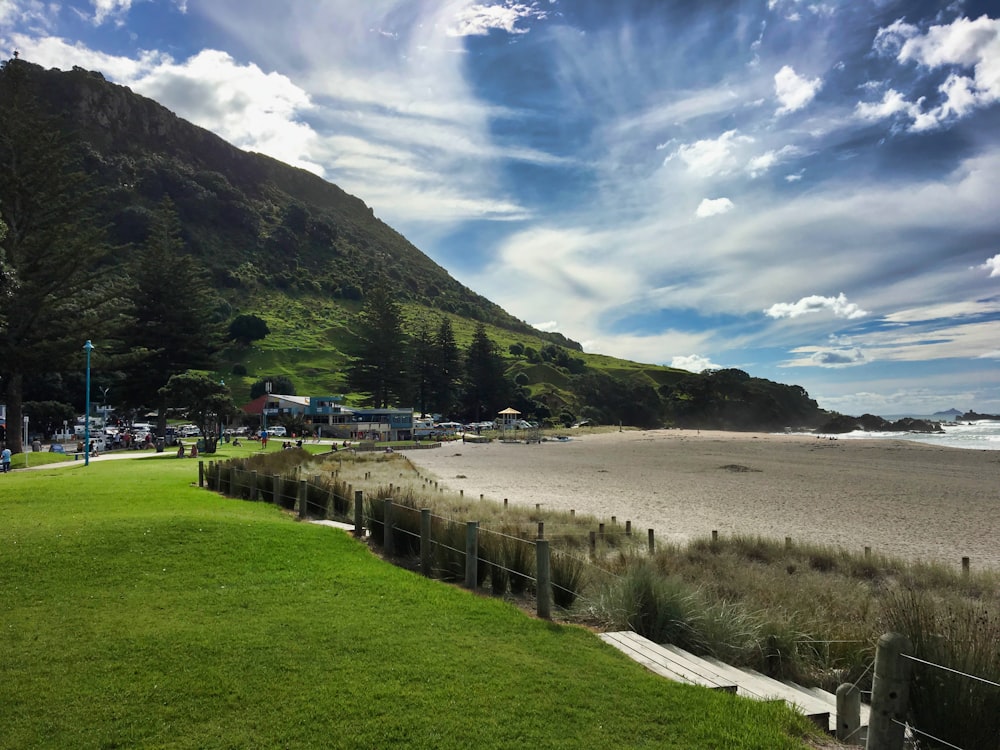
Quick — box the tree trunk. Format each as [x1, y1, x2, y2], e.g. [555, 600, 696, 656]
[4, 372, 24, 453]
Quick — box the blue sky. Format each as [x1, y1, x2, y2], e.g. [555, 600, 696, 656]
[3, 0, 1000, 416]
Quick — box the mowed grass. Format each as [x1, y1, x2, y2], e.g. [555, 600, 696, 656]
[1, 455, 821, 749]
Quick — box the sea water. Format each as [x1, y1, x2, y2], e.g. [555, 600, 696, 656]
[805, 419, 1000, 451]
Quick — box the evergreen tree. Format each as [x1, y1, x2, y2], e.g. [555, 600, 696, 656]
[159, 371, 236, 438]
[346, 275, 406, 408]
[0, 58, 115, 452]
[116, 202, 225, 436]
[407, 321, 435, 417]
[461, 323, 508, 422]
[430, 316, 461, 417]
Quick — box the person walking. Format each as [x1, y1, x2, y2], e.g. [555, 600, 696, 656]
[1, 446, 12, 473]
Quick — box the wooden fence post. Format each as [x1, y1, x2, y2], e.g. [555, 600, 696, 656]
[536, 539, 551, 620]
[835, 683, 862, 745]
[383, 499, 394, 556]
[353, 490, 363, 537]
[648, 528, 655, 554]
[420, 509, 432, 576]
[298, 480, 307, 519]
[867, 632, 911, 750]
[537, 521, 544, 540]
[251, 470, 258, 501]
[198, 460, 204, 487]
[272, 474, 280, 505]
[464, 521, 478, 590]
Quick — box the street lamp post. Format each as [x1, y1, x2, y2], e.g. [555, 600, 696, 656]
[84, 340, 93, 467]
[100, 386, 110, 432]
[263, 380, 271, 433]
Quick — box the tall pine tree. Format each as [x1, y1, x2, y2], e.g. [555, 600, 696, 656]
[462, 323, 509, 422]
[0, 58, 115, 452]
[346, 275, 406, 408]
[116, 201, 224, 436]
[430, 316, 461, 417]
[407, 321, 435, 417]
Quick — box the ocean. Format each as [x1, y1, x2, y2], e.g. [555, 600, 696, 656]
[802, 418, 1000, 451]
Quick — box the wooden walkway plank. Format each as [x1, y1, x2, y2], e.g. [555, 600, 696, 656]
[599, 632, 860, 734]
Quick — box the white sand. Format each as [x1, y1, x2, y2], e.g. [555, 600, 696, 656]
[405, 429, 1000, 570]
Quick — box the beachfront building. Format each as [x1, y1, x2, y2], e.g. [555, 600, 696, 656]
[347, 408, 414, 442]
[242, 394, 415, 441]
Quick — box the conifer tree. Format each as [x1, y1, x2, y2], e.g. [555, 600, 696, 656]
[407, 321, 435, 417]
[116, 201, 225, 436]
[430, 316, 461, 417]
[462, 323, 508, 422]
[0, 58, 115, 452]
[346, 275, 406, 408]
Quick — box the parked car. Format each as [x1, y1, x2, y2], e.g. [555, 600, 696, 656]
[269, 425, 287, 437]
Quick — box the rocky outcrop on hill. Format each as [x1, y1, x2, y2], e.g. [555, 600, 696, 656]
[818, 414, 943, 434]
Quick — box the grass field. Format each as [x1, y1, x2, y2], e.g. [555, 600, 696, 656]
[0, 451, 824, 749]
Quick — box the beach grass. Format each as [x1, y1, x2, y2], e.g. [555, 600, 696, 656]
[0, 454, 822, 749]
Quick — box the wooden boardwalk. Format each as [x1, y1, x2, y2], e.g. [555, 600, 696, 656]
[598, 631, 869, 739]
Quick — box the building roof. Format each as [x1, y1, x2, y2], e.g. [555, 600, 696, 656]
[497, 407, 521, 415]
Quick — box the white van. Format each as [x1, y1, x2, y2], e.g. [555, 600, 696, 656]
[269, 425, 287, 437]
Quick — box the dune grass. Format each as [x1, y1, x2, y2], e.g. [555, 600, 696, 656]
[0, 455, 822, 749]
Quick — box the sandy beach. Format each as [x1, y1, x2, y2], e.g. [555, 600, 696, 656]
[405, 429, 1000, 570]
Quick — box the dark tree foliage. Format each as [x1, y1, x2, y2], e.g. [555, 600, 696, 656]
[461, 323, 508, 422]
[406, 321, 435, 417]
[575, 371, 663, 428]
[0, 59, 115, 452]
[159, 371, 235, 438]
[661, 368, 822, 430]
[227, 313, 270, 345]
[115, 202, 225, 435]
[249, 375, 296, 400]
[22, 400, 76, 438]
[430, 316, 461, 417]
[346, 275, 407, 408]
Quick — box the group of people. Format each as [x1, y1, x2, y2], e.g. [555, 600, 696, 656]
[175, 440, 199, 458]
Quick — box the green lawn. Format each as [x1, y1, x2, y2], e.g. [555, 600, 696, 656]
[1, 455, 822, 749]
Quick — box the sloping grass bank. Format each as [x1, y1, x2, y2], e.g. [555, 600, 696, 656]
[0, 456, 821, 749]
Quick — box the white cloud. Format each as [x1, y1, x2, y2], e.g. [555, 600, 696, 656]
[854, 88, 920, 121]
[868, 14, 1000, 131]
[765, 293, 869, 320]
[695, 197, 734, 218]
[0, 0, 57, 28]
[664, 129, 754, 177]
[671, 354, 721, 373]
[532, 320, 558, 332]
[92, 0, 132, 26]
[774, 64, 822, 114]
[447, 3, 548, 37]
[978, 254, 1000, 277]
